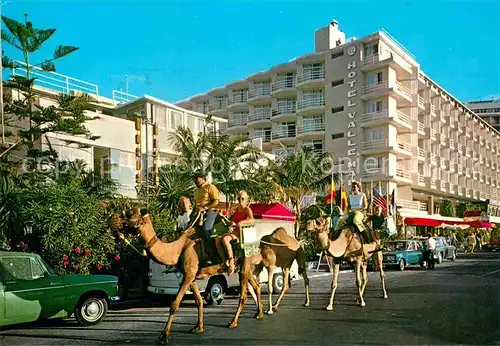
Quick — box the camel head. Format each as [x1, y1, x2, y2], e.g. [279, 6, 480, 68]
[305, 216, 331, 234]
[120, 207, 150, 236]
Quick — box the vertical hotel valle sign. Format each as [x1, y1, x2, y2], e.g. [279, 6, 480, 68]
[346, 44, 358, 178]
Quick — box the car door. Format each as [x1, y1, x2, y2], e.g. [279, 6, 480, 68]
[0, 281, 4, 325]
[0, 256, 64, 325]
[408, 242, 421, 264]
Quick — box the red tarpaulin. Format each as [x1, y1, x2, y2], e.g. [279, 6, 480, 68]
[404, 217, 444, 227]
[249, 203, 296, 223]
[467, 220, 494, 228]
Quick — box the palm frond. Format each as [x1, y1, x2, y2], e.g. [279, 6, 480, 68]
[1, 17, 29, 50]
[40, 61, 55, 72]
[28, 28, 56, 52]
[1, 29, 22, 50]
[53, 45, 79, 60]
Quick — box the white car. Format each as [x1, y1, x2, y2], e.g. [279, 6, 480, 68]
[148, 259, 296, 305]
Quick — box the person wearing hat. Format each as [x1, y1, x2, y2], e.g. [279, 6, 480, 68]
[193, 170, 220, 237]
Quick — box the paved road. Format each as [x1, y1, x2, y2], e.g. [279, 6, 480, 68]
[1, 252, 499, 345]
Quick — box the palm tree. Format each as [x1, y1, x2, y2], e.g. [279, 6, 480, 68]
[263, 145, 333, 237]
[156, 164, 195, 218]
[0, 175, 23, 248]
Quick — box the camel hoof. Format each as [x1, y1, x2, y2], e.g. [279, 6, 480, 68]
[358, 301, 366, 307]
[227, 321, 238, 329]
[253, 312, 264, 320]
[303, 302, 310, 307]
[189, 326, 204, 334]
[381, 294, 388, 299]
[266, 309, 274, 315]
[272, 305, 279, 312]
[325, 305, 333, 311]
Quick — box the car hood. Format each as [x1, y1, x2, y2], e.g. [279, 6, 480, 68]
[60, 274, 118, 286]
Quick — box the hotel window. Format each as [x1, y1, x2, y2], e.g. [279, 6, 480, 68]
[232, 89, 248, 103]
[213, 95, 227, 109]
[331, 51, 344, 59]
[332, 79, 344, 87]
[331, 132, 344, 140]
[303, 63, 324, 79]
[367, 101, 383, 113]
[170, 111, 183, 129]
[332, 106, 344, 114]
[302, 140, 323, 151]
[277, 72, 294, 87]
[196, 102, 209, 114]
[367, 72, 383, 85]
[278, 122, 296, 137]
[366, 129, 384, 141]
[364, 44, 379, 57]
[155, 106, 167, 128]
[365, 157, 383, 170]
[254, 128, 271, 141]
[303, 90, 324, 102]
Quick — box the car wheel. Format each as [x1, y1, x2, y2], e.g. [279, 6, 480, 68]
[437, 252, 443, 264]
[204, 277, 226, 306]
[272, 273, 284, 294]
[75, 295, 108, 326]
[398, 259, 405, 271]
[451, 251, 456, 261]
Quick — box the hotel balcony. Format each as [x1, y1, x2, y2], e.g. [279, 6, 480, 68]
[248, 87, 271, 105]
[426, 104, 437, 118]
[416, 173, 426, 187]
[296, 69, 325, 89]
[426, 177, 438, 190]
[417, 121, 425, 136]
[449, 183, 456, 195]
[272, 102, 297, 121]
[449, 116, 457, 130]
[466, 188, 472, 198]
[438, 133, 447, 147]
[209, 100, 228, 115]
[360, 109, 412, 131]
[227, 94, 249, 110]
[449, 160, 456, 173]
[465, 148, 472, 158]
[457, 122, 465, 135]
[297, 122, 325, 139]
[360, 138, 412, 157]
[398, 199, 428, 213]
[250, 133, 271, 144]
[438, 110, 448, 125]
[457, 164, 464, 176]
[438, 180, 448, 193]
[424, 128, 437, 141]
[360, 80, 412, 105]
[439, 157, 448, 170]
[417, 147, 425, 161]
[449, 139, 457, 151]
[427, 152, 438, 166]
[417, 95, 425, 110]
[271, 128, 297, 143]
[247, 108, 272, 126]
[465, 168, 472, 178]
[360, 53, 413, 76]
[296, 98, 325, 116]
[358, 167, 411, 185]
[227, 117, 248, 132]
[271, 79, 296, 97]
[480, 192, 486, 201]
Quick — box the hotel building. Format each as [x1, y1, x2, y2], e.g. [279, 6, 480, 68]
[3, 63, 227, 199]
[466, 99, 500, 132]
[176, 20, 500, 221]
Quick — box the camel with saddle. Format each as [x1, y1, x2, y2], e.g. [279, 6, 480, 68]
[112, 207, 309, 344]
[305, 205, 388, 310]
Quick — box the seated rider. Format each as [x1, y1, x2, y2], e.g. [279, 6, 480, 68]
[347, 181, 368, 236]
[177, 196, 193, 232]
[216, 190, 254, 275]
[367, 205, 385, 242]
[193, 170, 220, 264]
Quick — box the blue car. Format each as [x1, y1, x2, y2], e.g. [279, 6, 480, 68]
[380, 240, 426, 271]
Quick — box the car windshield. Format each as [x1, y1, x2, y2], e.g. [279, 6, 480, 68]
[384, 242, 407, 251]
[38, 256, 56, 276]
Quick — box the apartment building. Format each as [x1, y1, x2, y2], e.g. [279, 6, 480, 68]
[3, 63, 227, 198]
[466, 100, 500, 132]
[176, 20, 500, 220]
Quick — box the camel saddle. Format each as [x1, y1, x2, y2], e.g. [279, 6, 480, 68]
[335, 213, 377, 244]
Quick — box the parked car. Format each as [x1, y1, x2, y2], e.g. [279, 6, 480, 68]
[379, 240, 426, 271]
[0, 251, 119, 327]
[433, 237, 457, 263]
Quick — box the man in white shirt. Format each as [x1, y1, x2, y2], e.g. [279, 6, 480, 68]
[177, 196, 193, 231]
[425, 233, 436, 269]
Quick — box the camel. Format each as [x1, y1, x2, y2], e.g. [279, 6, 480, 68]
[305, 213, 388, 310]
[229, 227, 310, 327]
[115, 208, 310, 343]
[114, 208, 265, 344]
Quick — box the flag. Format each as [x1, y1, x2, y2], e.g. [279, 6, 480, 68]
[323, 175, 336, 205]
[373, 186, 388, 215]
[338, 186, 349, 213]
[389, 189, 395, 215]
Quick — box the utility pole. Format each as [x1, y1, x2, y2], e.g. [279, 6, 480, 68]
[0, 1, 5, 145]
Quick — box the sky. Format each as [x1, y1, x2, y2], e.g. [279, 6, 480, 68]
[2, 0, 500, 104]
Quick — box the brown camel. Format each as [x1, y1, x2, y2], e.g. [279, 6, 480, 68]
[116, 208, 265, 344]
[229, 227, 310, 325]
[306, 215, 388, 310]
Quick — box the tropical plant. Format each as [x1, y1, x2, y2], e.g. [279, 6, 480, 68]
[263, 145, 333, 237]
[440, 200, 455, 217]
[1, 15, 98, 184]
[156, 164, 194, 218]
[0, 175, 22, 248]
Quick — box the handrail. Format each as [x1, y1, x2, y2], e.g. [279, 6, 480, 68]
[273, 101, 296, 116]
[248, 108, 272, 122]
[272, 128, 296, 139]
[271, 79, 295, 92]
[112, 90, 138, 104]
[298, 122, 325, 133]
[296, 69, 325, 84]
[297, 98, 325, 110]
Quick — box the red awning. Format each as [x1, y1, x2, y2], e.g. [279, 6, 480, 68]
[467, 220, 494, 228]
[249, 203, 296, 223]
[404, 217, 444, 227]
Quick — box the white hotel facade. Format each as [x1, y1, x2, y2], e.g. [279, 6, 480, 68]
[3, 64, 227, 199]
[177, 21, 500, 219]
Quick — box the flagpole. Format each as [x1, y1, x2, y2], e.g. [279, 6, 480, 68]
[370, 180, 373, 214]
[386, 181, 390, 216]
[330, 168, 334, 215]
[340, 172, 343, 212]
